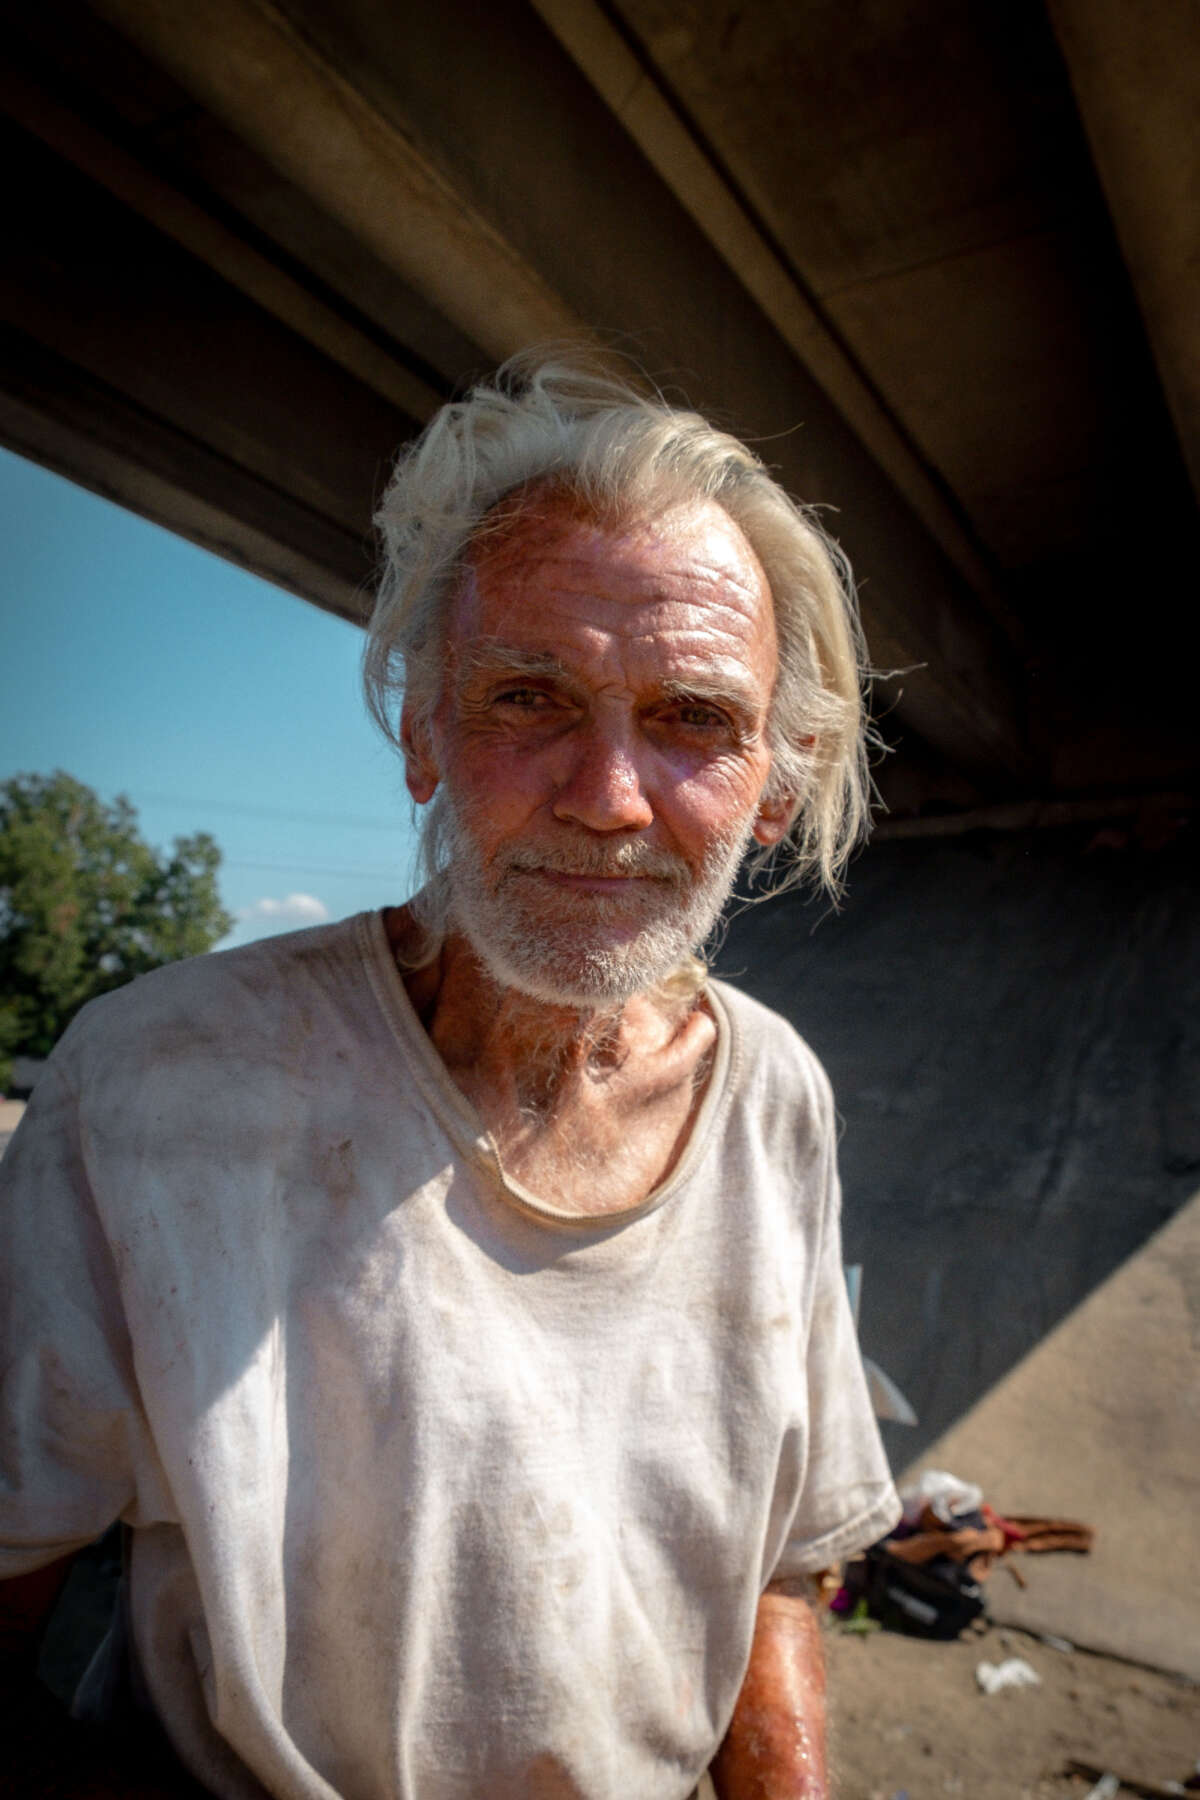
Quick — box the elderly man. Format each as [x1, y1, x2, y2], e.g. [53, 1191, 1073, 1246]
[1, 358, 899, 1798]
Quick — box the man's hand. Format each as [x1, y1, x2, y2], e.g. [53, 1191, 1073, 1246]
[710, 1578, 828, 1799]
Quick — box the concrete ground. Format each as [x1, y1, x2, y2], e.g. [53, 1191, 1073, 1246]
[811, 1188, 1200, 1800]
[826, 1617, 1198, 1800]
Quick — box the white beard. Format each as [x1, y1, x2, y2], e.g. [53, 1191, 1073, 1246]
[435, 794, 755, 1008]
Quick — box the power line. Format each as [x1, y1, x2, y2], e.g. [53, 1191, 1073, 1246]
[132, 790, 409, 832]
[222, 858, 411, 880]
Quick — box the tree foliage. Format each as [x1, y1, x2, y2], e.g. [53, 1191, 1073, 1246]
[0, 771, 234, 1086]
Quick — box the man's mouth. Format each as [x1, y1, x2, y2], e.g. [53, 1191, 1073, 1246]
[530, 869, 654, 891]
[504, 849, 686, 888]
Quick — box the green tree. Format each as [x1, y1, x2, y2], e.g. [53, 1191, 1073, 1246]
[0, 771, 234, 1089]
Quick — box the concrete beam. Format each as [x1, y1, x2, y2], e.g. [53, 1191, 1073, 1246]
[0, 63, 444, 427]
[0, 116, 417, 619]
[1049, 0, 1200, 500]
[0, 324, 372, 618]
[86, 0, 588, 362]
[530, 0, 999, 602]
[872, 790, 1194, 842]
[71, 0, 1032, 784]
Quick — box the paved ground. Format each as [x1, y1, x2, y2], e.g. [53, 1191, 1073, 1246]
[826, 1617, 1198, 1800]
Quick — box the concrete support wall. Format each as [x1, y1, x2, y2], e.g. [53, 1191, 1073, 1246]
[718, 830, 1200, 1463]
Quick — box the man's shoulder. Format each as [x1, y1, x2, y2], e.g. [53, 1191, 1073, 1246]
[55, 913, 374, 1077]
[708, 976, 830, 1083]
[705, 979, 834, 1159]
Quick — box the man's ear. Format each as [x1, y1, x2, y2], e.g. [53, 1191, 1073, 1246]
[751, 791, 795, 847]
[400, 704, 440, 805]
[752, 736, 813, 845]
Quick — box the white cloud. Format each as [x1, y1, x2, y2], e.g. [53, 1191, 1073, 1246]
[239, 893, 330, 926]
[219, 892, 332, 948]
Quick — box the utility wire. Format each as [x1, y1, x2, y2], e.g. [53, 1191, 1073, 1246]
[222, 858, 411, 880]
[132, 791, 408, 832]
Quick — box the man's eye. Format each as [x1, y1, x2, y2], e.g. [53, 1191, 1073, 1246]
[494, 687, 551, 708]
[671, 703, 730, 730]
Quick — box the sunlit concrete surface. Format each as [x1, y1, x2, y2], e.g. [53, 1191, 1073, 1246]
[0, 1098, 25, 1160]
[903, 1185, 1200, 1680]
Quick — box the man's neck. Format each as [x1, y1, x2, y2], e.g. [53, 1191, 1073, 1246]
[384, 906, 718, 1214]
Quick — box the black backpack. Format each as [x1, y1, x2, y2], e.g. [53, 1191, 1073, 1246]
[861, 1541, 985, 1640]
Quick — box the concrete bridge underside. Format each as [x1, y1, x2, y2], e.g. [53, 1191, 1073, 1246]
[2, 0, 1196, 821]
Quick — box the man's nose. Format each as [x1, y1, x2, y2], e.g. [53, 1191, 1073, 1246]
[551, 721, 654, 833]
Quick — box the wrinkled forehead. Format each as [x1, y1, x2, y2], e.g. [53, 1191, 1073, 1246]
[468, 477, 611, 555]
[454, 480, 776, 650]
[465, 476, 743, 562]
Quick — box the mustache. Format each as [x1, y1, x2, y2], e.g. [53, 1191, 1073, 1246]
[500, 841, 690, 884]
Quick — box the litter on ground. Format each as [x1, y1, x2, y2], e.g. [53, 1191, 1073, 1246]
[975, 1655, 1042, 1695]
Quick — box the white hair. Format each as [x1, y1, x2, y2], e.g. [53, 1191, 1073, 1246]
[365, 350, 873, 898]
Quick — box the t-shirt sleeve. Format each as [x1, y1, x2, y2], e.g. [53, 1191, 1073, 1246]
[770, 1072, 902, 1579]
[0, 1054, 150, 1576]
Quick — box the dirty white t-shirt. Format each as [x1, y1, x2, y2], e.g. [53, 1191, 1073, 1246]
[0, 913, 899, 1800]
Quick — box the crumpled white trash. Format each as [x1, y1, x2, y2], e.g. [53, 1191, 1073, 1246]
[975, 1656, 1042, 1695]
[900, 1468, 984, 1527]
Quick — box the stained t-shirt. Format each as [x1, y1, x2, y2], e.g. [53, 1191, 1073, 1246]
[0, 912, 899, 1799]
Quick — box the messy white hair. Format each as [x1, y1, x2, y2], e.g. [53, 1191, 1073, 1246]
[365, 350, 872, 899]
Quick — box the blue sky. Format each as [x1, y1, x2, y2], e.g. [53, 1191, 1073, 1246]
[0, 448, 423, 947]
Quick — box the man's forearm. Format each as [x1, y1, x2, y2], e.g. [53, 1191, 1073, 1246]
[710, 1581, 828, 1800]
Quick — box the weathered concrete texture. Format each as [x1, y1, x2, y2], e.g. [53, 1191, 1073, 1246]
[716, 831, 1200, 1466]
[1050, 0, 1200, 500]
[905, 1187, 1200, 1680]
